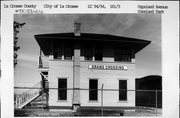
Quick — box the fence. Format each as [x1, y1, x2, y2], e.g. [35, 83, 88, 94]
[14, 87, 162, 116]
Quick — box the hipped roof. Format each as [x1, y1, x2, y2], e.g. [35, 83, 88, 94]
[35, 33, 151, 56]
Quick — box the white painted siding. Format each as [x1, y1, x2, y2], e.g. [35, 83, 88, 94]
[48, 60, 135, 107]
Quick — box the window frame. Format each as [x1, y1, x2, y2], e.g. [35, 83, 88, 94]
[89, 79, 98, 101]
[58, 78, 67, 101]
[53, 42, 63, 59]
[94, 45, 103, 61]
[84, 44, 93, 61]
[119, 79, 128, 101]
[64, 43, 73, 60]
[114, 48, 131, 62]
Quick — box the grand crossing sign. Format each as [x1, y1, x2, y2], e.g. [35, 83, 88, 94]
[88, 65, 128, 70]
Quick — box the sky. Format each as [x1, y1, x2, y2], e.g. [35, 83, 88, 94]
[14, 14, 162, 87]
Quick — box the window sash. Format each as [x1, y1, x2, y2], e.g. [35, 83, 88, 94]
[114, 49, 131, 62]
[89, 79, 98, 101]
[54, 47, 62, 59]
[84, 46, 93, 60]
[119, 80, 127, 101]
[64, 47, 73, 60]
[58, 79, 67, 100]
[95, 46, 103, 61]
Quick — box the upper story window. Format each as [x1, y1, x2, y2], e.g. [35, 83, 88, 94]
[82, 43, 103, 61]
[64, 43, 73, 60]
[54, 43, 62, 59]
[53, 42, 73, 60]
[114, 48, 131, 62]
[95, 45, 103, 61]
[84, 45, 93, 61]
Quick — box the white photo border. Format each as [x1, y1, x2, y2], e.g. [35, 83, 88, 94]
[1, 1, 179, 118]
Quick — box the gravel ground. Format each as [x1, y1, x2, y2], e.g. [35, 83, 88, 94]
[124, 108, 162, 116]
[14, 107, 162, 117]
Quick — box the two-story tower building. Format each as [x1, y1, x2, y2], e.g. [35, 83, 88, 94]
[34, 23, 150, 110]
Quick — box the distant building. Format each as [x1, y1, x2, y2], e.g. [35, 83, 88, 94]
[136, 75, 162, 90]
[15, 22, 150, 109]
[135, 75, 162, 108]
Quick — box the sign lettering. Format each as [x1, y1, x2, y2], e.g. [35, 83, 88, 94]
[88, 65, 127, 70]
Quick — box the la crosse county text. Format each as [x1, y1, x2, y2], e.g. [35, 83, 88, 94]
[4, 4, 37, 9]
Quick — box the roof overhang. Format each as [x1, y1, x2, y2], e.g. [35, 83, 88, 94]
[35, 33, 151, 56]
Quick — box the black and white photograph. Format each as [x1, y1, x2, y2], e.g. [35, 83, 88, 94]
[1, 1, 179, 118]
[13, 14, 162, 117]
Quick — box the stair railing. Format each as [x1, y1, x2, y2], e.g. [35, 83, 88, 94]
[15, 81, 42, 109]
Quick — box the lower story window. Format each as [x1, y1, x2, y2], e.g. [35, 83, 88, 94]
[58, 79, 67, 100]
[119, 80, 127, 101]
[89, 79, 98, 101]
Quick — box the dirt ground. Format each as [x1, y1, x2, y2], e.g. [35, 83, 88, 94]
[14, 107, 162, 117]
[124, 108, 162, 116]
